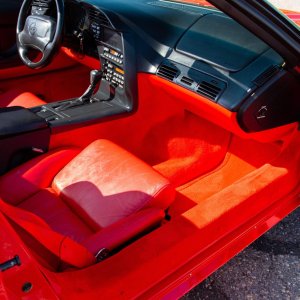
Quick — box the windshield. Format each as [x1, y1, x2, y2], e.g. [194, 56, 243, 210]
[168, 0, 300, 26]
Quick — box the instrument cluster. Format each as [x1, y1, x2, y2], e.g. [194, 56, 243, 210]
[64, 1, 102, 58]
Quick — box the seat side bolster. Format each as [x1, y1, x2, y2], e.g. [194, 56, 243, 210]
[0, 90, 46, 108]
[82, 208, 165, 255]
[0, 149, 80, 205]
[146, 182, 176, 211]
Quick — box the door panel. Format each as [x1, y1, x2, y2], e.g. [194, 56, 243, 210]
[0, 0, 23, 68]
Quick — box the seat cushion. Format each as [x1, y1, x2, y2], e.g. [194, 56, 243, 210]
[53, 140, 175, 229]
[0, 90, 46, 108]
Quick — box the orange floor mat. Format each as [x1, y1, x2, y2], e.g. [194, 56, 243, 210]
[169, 135, 283, 216]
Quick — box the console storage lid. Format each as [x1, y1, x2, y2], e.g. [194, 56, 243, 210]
[0, 107, 50, 175]
[0, 106, 48, 138]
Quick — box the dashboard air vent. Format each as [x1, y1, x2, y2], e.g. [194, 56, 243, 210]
[197, 81, 222, 100]
[87, 7, 112, 29]
[180, 76, 194, 86]
[253, 66, 279, 87]
[157, 64, 180, 81]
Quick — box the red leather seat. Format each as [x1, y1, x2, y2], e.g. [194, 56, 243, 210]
[0, 90, 46, 108]
[0, 140, 175, 269]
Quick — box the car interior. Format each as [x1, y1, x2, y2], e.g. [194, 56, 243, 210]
[0, 0, 299, 297]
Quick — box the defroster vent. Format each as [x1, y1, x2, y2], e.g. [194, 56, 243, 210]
[157, 63, 180, 81]
[197, 81, 222, 101]
[180, 76, 194, 86]
[253, 66, 279, 87]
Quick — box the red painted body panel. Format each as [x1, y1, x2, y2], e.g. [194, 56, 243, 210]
[281, 10, 300, 25]
[0, 213, 59, 299]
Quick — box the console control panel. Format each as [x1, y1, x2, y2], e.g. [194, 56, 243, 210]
[102, 46, 125, 89]
[104, 62, 125, 89]
[103, 47, 124, 65]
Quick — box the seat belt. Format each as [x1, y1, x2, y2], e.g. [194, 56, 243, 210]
[0, 198, 96, 268]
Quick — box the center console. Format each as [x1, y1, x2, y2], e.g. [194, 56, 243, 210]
[31, 1, 137, 128]
[0, 107, 50, 175]
[96, 29, 127, 102]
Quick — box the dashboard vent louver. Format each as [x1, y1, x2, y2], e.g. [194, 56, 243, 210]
[180, 76, 194, 86]
[87, 7, 112, 29]
[253, 66, 279, 87]
[157, 64, 180, 81]
[197, 81, 222, 100]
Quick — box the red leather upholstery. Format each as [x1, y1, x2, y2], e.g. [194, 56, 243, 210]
[53, 140, 174, 229]
[19, 189, 94, 243]
[0, 90, 46, 108]
[83, 208, 165, 254]
[0, 140, 175, 268]
[0, 148, 80, 205]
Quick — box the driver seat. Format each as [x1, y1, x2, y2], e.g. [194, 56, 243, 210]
[0, 89, 46, 108]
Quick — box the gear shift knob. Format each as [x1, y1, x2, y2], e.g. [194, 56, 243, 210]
[77, 69, 103, 103]
[90, 70, 102, 85]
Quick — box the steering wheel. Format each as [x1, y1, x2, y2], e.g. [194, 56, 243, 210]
[16, 0, 64, 69]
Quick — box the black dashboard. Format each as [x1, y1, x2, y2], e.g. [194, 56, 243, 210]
[64, 1, 133, 107]
[58, 0, 299, 132]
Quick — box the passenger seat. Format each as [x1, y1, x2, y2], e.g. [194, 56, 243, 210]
[0, 140, 175, 269]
